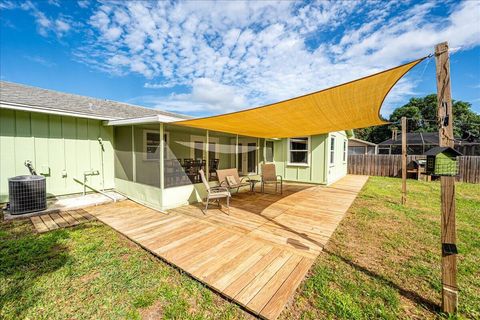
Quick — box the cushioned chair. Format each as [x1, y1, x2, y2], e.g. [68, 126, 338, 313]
[261, 163, 283, 194]
[199, 169, 230, 214]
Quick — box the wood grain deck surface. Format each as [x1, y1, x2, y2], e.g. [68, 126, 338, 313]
[78, 175, 367, 319]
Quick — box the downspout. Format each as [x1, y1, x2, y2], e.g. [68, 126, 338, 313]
[98, 137, 105, 191]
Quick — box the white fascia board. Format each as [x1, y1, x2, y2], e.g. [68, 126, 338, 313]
[105, 114, 186, 126]
[0, 101, 116, 121]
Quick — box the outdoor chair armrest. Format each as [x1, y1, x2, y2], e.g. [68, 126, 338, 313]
[277, 175, 283, 182]
[211, 185, 229, 193]
[219, 180, 228, 187]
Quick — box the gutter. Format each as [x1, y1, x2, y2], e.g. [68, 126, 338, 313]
[0, 101, 117, 121]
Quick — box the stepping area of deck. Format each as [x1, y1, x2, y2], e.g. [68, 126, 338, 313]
[84, 175, 368, 319]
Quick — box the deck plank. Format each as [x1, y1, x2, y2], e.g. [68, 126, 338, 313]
[80, 175, 367, 320]
[50, 213, 69, 228]
[31, 216, 49, 233]
[59, 211, 79, 226]
[40, 214, 59, 231]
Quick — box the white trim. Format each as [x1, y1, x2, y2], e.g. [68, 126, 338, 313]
[0, 101, 115, 120]
[343, 139, 348, 163]
[287, 136, 311, 166]
[329, 135, 336, 167]
[106, 114, 185, 126]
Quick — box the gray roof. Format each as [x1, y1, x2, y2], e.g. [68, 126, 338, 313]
[0, 81, 191, 120]
[378, 132, 479, 147]
[424, 146, 462, 156]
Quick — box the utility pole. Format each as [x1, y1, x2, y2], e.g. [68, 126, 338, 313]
[401, 116, 407, 205]
[435, 41, 458, 313]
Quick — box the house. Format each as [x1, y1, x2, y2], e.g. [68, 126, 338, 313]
[378, 132, 479, 156]
[0, 81, 350, 210]
[348, 138, 377, 155]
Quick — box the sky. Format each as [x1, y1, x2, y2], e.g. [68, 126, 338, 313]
[1, 0, 479, 118]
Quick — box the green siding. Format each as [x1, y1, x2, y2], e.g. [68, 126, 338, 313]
[273, 134, 327, 184]
[0, 109, 114, 203]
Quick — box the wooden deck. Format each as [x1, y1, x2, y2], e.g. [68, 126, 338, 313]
[31, 209, 96, 233]
[83, 175, 368, 319]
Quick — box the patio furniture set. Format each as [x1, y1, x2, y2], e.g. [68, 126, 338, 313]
[164, 158, 220, 187]
[201, 163, 283, 213]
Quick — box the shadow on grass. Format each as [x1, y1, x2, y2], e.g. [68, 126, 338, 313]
[324, 249, 440, 313]
[0, 219, 71, 318]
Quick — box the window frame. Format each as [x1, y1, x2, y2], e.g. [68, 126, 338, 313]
[287, 136, 310, 167]
[189, 135, 220, 160]
[265, 140, 275, 163]
[343, 139, 347, 163]
[329, 135, 336, 166]
[143, 129, 162, 161]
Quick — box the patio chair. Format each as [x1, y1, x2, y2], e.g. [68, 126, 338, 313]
[199, 169, 230, 214]
[216, 168, 251, 193]
[261, 163, 283, 194]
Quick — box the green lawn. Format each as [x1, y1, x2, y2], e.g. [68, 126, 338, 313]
[0, 216, 248, 319]
[1, 177, 479, 319]
[283, 177, 480, 320]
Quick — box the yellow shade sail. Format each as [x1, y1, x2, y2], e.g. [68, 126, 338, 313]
[174, 58, 425, 138]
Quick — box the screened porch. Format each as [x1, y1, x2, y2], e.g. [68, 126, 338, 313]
[111, 122, 274, 210]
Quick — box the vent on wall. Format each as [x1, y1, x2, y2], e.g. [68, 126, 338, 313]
[8, 175, 47, 215]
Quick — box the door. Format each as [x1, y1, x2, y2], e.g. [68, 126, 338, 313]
[247, 142, 256, 173]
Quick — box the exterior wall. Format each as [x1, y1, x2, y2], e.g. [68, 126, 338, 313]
[327, 131, 348, 184]
[273, 134, 328, 184]
[0, 109, 114, 203]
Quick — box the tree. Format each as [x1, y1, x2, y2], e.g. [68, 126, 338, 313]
[354, 94, 480, 143]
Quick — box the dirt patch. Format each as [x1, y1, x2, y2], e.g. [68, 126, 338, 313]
[140, 301, 165, 320]
[80, 271, 100, 283]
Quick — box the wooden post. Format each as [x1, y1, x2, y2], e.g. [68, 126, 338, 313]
[205, 130, 209, 181]
[435, 41, 458, 313]
[401, 117, 407, 205]
[159, 123, 164, 189]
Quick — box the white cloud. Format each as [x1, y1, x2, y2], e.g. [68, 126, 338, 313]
[77, 0, 89, 9]
[23, 55, 56, 67]
[136, 78, 247, 114]
[16, 1, 72, 37]
[16, 0, 480, 116]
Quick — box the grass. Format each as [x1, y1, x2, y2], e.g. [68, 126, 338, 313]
[283, 177, 480, 320]
[1, 177, 478, 319]
[0, 217, 249, 319]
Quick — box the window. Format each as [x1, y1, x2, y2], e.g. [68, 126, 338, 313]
[208, 142, 216, 161]
[288, 137, 309, 165]
[163, 132, 170, 159]
[144, 130, 160, 160]
[330, 136, 335, 165]
[265, 141, 274, 162]
[343, 139, 347, 162]
[194, 141, 203, 160]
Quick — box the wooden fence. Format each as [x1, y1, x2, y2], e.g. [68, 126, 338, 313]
[348, 155, 480, 184]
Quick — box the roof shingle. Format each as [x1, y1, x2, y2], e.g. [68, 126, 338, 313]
[0, 81, 190, 120]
